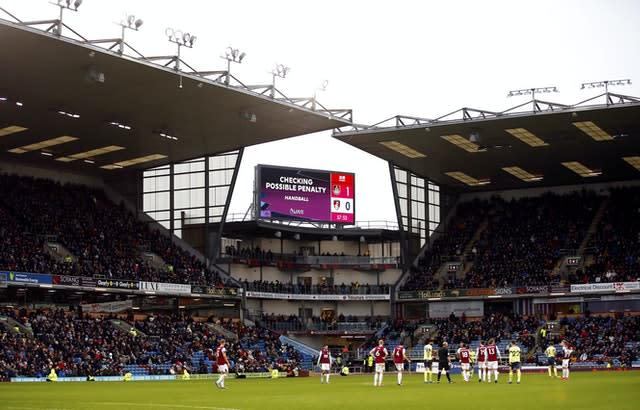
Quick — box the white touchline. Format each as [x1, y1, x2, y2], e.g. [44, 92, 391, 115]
[91, 403, 239, 410]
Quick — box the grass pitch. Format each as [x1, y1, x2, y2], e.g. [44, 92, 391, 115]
[0, 371, 638, 410]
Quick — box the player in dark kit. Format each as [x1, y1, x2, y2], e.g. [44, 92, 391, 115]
[437, 341, 453, 383]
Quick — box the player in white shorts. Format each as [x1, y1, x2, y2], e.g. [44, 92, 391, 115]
[317, 345, 332, 384]
[561, 340, 573, 380]
[485, 338, 501, 383]
[456, 342, 472, 382]
[476, 340, 487, 382]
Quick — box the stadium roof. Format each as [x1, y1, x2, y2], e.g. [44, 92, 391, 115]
[333, 95, 640, 193]
[0, 19, 351, 176]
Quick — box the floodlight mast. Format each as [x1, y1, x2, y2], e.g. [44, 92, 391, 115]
[49, 0, 82, 37]
[118, 14, 143, 55]
[581, 79, 632, 105]
[271, 64, 290, 98]
[507, 86, 559, 113]
[507, 86, 558, 101]
[165, 27, 197, 72]
[313, 80, 329, 111]
[221, 47, 246, 85]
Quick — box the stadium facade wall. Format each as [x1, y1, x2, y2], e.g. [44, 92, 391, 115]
[0, 160, 104, 188]
[242, 238, 380, 259]
[247, 299, 389, 317]
[460, 180, 640, 202]
[232, 264, 401, 287]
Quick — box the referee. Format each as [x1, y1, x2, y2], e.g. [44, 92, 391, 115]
[437, 341, 453, 383]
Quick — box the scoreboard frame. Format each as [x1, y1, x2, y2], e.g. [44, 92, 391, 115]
[254, 164, 356, 224]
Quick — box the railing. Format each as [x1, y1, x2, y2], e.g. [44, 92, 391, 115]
[244, 282, 391, 296]
[264, 320, 379, 333]
[223, 253, 400, 268]
[224, 213, 399, 230]
[205, 322, 238, 341]
[300, 255, 398, 266]
[279, 335, 318, 358]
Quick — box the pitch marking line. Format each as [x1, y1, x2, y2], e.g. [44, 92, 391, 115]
[92, 403, 239, 410]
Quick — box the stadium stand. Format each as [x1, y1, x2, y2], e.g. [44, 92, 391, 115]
[576, 187, 640, 284]
[0, 308, 301, 378]
[402, 191, 606, 290]
[0, 174, 230, 287]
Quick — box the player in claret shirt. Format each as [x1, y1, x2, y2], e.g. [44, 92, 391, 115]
[486, 338, 501, 383]
[456, 342, 472, 382]
[561, 340, 574, 380]
[369, 339, 389, 387]
[317, 345, 332, 384]
[215, 339, 230, 389]
[476, 340, 487, 382]
[393, 343, 409, 386]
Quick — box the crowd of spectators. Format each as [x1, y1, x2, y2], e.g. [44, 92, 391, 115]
[461, 192, 601, 289]
[402, 199, 491, 290]
[403, 191, 608, 291]
[226, 246, 276, 262]
[242, 278, 390, 295]
[572, 187, 640, 284]
[553, 313, 639, 367]
[0, 174, 228, 287]
[258, 312, 387, 332]
[225, 245, 371, 264]
[0, 307, 299, 379]
[0, 307, 136, 378]
[361, 312, 639, 368]
[428, 312, 539, 352]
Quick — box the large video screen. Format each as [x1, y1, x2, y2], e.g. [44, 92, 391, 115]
[255, 164, 355, 224]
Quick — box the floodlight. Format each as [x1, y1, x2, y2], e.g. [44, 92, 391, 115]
[580, 78, 631, 95]
[507, 86, 558, 100]
[271, 63, 290, 97]
[114, 14, 144, 54]
[221, 47, 246, 85]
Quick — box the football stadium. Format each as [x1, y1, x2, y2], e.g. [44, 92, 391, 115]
[1, 1, 639, 409]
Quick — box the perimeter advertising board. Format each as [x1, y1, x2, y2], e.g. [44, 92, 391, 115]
[255, 164, 355, 223]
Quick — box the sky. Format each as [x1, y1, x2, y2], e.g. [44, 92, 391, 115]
[3, 0, 640, 223]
